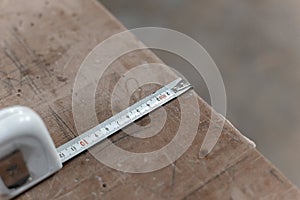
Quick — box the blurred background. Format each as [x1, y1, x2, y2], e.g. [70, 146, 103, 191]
[100, 0, 300, 187]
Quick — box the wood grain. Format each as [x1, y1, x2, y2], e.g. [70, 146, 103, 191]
[0, 0, 299, 199]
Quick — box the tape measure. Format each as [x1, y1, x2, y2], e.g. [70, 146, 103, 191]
[0, 78, 192, 199]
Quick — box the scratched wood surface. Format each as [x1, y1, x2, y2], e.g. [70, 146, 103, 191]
[0, 0, 299, 199]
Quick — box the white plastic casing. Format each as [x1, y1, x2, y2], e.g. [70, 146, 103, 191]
[0, 106, 62, 200]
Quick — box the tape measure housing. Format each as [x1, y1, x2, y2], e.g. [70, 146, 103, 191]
[0, 107, 62, 200]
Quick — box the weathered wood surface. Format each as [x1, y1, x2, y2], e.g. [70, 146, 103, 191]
[0, 0, 299, 199]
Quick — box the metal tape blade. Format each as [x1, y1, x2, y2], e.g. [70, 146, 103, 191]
[57, 78, 192, 163]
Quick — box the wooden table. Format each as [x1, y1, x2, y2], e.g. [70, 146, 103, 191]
[0, 0, 299, 199]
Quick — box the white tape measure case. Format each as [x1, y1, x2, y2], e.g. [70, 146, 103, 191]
[0, 106, 62, 200]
